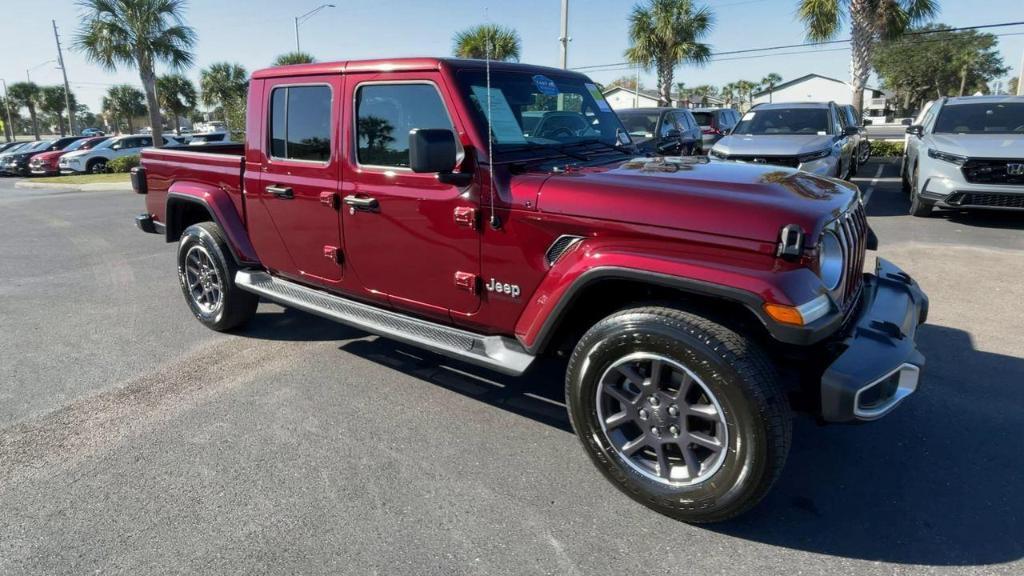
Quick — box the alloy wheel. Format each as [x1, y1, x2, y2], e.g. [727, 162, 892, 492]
[184, 245, 223, 315]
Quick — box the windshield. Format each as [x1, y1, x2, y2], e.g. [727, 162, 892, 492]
[92, 138, 115, 150]
[25, 140, 54, 152]
[80, 137, 109, 150]
[618, 112, 661, 139]
[733, 108, 831, 135]
[62, 138, 94, 152]
[454, 70, 629, 159]
[934, 102, 1024, 134]
[3, 143, 28, 154]
[691, 112, 713, 127]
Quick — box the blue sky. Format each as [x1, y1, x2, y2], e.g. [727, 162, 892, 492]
[4, 0, 1022, 112]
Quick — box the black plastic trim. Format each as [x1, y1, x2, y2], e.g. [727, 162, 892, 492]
[165, 193, 243, 264]
[526, 266, 843, 354]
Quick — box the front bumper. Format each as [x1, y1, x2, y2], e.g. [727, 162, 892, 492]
[820, 258, 928, 422]
[921, 175, 1024, 211]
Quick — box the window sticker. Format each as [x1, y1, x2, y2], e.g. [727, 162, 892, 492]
[532, 75, 559, 96]
[585, 83, 612, 112]
[742, 112, 756, 121]
[470, 86, 528, 144]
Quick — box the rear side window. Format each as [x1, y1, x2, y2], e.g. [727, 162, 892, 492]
[269, 85, 332, 162]
[356, 83, 453, 168]
[692, 112, 712, 127]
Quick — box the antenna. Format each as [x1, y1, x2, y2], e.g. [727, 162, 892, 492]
[486, 35, 501, 230]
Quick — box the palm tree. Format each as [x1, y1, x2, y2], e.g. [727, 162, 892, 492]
[453, 24, 521, 61]
[734, 79, 758, 110]
[200, 62, 248, 132]
[103, 84, 147, 134]
[675, 81, 688, 105]
[761, 72, 782, 102]
[39, 86, 77, 136]
[625, 0, 714, 106]
[720, 82, 737, 108]
[689, 84, 717, 106]
[273, 51, 316, 66]
[76, 0, 197, 147]
[157, 74, 197, 135]
[7, 82, 42, 140]
[797, 0, 937, 117]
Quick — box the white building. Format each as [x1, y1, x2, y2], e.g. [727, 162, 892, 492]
[751, 74, 892, 118]
[602, 86, 663, 109]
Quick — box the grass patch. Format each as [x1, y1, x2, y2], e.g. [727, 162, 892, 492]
[42, 173, 130, 185]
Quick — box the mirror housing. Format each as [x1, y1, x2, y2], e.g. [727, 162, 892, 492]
[901, 118, 913, 126]
[409, 128, 457, 174]
[843, 125, 860, 137]
[905, 125, 924, 137]
[863, 118, 873, 126]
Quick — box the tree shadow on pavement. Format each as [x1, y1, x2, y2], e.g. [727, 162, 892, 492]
[710, 322, 1024, 567]
[243, 306, 366, 342]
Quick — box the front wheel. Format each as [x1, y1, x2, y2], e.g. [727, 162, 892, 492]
[566, 306, 792, 523]
[908, 164, 934, 217]
[177, 222, 258, 331]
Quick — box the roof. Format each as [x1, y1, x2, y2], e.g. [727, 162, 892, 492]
[601, 85, 663, 100]
[752, 101, 833, 109]
[252, 57, 587, 80]
[616, 107, 676, 114]
[943, 95, 1024, 105]
[690, 107, 731, 113]
[752, 73, 882, 98]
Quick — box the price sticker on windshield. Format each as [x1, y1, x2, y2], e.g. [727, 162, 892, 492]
[532, 75, 559, 96]
[585, 83, 613, 112]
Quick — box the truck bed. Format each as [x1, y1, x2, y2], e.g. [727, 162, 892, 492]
[140, 145, 247, 229]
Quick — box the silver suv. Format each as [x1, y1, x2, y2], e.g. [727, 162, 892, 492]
[902, 95, 1024, 216]
[710, 102, 858, 179]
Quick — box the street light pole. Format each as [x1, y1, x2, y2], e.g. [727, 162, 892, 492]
[26, 60, 57, 83]
[1017, 47, 1024, 96]
[52, 20, 75, 135]
[559, 0, 570, 69]
[294, 4, 335, 53]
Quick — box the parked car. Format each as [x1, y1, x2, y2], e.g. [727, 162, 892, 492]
[840, 104, 870, 168]
[1, 136, 85, 176]
[30, 136, 110, 176]
[133, 58, 927, 524]
[81, 128, 105, 137]
[0, 141, 35, 172]
[616, 108, 702, 155]
[690, 107, 740, 149]
[0, 141, 30, 154]
[902, 95, 1024, 216]
[59, 134, 167, 174]
[710, 102, 858, 179]
[187, 132, 232, 146]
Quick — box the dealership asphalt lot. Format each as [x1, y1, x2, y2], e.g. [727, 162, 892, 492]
[1, 159, 1022, 575]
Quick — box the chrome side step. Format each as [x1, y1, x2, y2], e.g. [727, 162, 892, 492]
[235, 270, 535, 376]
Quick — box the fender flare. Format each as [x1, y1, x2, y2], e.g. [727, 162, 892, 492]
[166, 184, 259, 265]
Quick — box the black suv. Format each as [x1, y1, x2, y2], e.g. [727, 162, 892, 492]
[617, 107, 703, 156]
[691, 107, 741, 149]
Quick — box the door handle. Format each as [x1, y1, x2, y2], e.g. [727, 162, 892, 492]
[266, 185, 294, 199]
[343, 195, 378, 210]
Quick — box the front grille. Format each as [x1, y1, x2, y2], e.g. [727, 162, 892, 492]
[961, 158, 1024, 185]
[725, 155, 800, 168]
[829, 203, 868, 310]
[948, 192, 1024, 209]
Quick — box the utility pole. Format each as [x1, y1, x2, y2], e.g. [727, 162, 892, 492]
[1, 80, 14, 142]
[634, 65, 640, 108]
[558, 0, 570, 69]
[52, 20, 75, 135]
[1018, 47, 1024, 96]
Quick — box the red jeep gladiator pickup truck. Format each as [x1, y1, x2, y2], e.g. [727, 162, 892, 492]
[134, 58, 928, 522]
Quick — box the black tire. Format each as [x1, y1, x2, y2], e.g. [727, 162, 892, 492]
[566, 306, 792, 523]
[87, 158, 107, 174]
[908, 164, 934, 217]
[177, 222, 258, 331]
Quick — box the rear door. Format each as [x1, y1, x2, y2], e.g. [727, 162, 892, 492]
[341, 75, 480, 319]
[256, 77, 343, 285]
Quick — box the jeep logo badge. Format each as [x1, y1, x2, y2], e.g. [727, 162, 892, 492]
[485, 278, 521, 298]
[1008, 163, 1024, 176]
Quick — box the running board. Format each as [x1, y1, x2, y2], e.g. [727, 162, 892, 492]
[235, 271, 535, 376]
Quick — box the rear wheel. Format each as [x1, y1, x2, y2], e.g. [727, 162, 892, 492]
[177, 222, 258, 331]
[566, 306, 792, 523]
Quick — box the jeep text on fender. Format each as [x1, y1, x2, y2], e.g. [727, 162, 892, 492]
[133, 58, 928, 523]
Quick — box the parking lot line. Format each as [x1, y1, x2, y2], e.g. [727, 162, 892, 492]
[861, 162, 887, 205]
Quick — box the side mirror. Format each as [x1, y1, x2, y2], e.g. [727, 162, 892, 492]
[665, 128, 682, 139]
[901, 118, 913, 126]
[905, 125, 924, 137]
[843, 125, 860, 136]
[409, 128, 472, 186]
[863, 119, 873, 126]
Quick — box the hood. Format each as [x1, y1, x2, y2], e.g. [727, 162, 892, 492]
[714, 134, 835, 157]
[62, 150, 91, 160]
[927, 133, 1024, 158]
[33, 150, 65, 163]
[533, 158, 857, 242]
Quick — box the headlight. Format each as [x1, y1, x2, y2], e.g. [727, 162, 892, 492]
[817, 230, 844, 290]
[927, 148, 966, 166]
[798, 148, 832, 163]
[709, 148, 728, 159]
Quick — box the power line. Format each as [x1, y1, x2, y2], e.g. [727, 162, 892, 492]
[572, 19, 1024, 72]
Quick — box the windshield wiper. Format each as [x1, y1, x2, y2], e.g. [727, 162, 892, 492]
[496, 142, 589, 162]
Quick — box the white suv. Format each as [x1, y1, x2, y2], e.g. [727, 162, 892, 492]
[902, 96, 1024, 216]
[59, 135, 160, 174]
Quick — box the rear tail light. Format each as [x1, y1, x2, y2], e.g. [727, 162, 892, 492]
[702, 127, 722, 135]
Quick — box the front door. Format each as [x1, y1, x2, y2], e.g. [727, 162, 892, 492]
[341, 76, 480, 318]
[258, 77, 343, 285]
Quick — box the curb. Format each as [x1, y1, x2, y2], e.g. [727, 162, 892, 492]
[14, 180, 133, 192]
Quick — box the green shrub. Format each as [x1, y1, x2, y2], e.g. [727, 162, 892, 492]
[106, 154, 140, 173]
[870, 140, 904, 157]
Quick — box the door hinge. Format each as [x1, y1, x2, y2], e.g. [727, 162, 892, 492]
[323, 245, 344, 264]
[453, 206, 477, 229]
[320, 191, 340, 209]
[454, 271, 478, 294]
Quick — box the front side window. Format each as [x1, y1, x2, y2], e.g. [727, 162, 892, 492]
[733, 108, 831, 135]
[356, 83, 453, 168]
[269, 85, 332, 161]
[933, 102, 1024, 134]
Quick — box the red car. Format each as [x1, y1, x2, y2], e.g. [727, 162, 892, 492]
[134, 58, 927, 523]
[29, 136, 109, 176]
